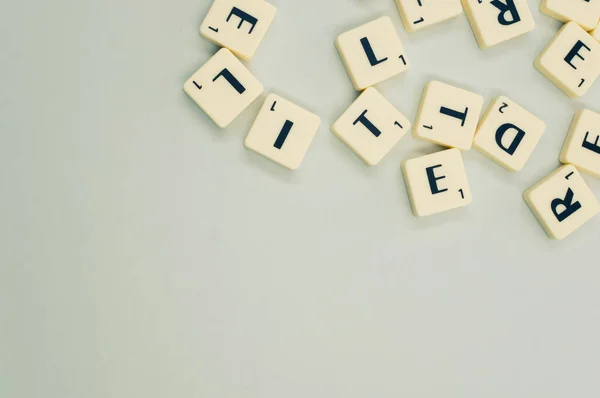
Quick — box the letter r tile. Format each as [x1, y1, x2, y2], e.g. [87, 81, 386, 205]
[462, 0, 535, 49]
[200, 0, 277, 60]
[524, 165, 600, 240]
[402, 148, 472, 217]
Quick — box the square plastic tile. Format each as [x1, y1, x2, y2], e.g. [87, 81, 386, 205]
[541, 0, 600, 32]
[200, 0, 277, 60]
[413, 80, 484, 151]
[184, 48, 263, 128]
[524, 165, 600, 240]
[535, 22, 600, 98]
[403, 148, 472, 217]
[473, 96, 546, 171]
[462, 0, 535, 49]
[244, 94, 321, 170]
[335, 16, 410, 91]
[395, 0, 463, 33]
[592, 22, 600, 41]
[331, 87, 411, 166]
[560, 109, 600, 178]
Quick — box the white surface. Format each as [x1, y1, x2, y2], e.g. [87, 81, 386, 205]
[2, 0, 600, 397]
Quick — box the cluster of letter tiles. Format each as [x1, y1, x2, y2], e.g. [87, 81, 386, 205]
[184, 0, 600, 240]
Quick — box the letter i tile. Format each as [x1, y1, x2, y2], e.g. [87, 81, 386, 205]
[244, 94, 321, 170]
[402, 148, 472, 217]
[524, 165, 600, 240]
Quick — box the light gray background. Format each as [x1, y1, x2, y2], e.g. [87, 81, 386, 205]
[2, 0, 600, 397]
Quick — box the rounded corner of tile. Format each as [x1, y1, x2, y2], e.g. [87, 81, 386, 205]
[378, 15, 393, 24]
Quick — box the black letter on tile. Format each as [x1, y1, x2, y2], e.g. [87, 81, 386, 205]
[582, 131, 600, 155]
[353, 110, 382, 137]
[360, 37, 388, 66]
[440, 106, 469, 127]
[426, 164, 448, 195]
[551, 188, 582, 222]
[227, 7, 258, 34]
[491, 0, 521, 25]
[213, 68, 246, 94]
[273, 120, 294, 149]
[495, 123, 525, 155]
[565, 41, 591, 70]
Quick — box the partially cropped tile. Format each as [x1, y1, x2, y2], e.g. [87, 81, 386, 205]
[524, 165, 600, 240]
[403, 148, 472, 217]
[592, 22, 600, 41]
[332, 87, 411, 166]
[395, 0, 463, 32]
[541, 0, 600, 32]
[200, 0, 277, 60]
[474, 96, 546, 171]
[535, 22, 600, 98]
[245, 94, 321, 170]
[335, 16, 409, 91]
[413, 80, 484, 151]
[184, 48, 263, 128]
[560, 109, 600, 178]
[462, 0, 535, 49]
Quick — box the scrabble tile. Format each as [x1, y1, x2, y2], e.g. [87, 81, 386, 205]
[402, 148, 472, 217]
[560, 109, 600, 178]
[524, 165, 600, 240]
[395, 0, 463, 33]
[335, 17, 410, 91]
[462, 0, 535, 49]
[200, 0, 277, 60]
[473, 96, 546, 171]
[592, 22, 600, 41]
[413, 81, 484, 151]
[331, 87, 411, 166]
[184, 48, 263, 128]
[535, 22, 600, 98]
[540, 0, 600, 32]
[244, 94, 321, 170]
